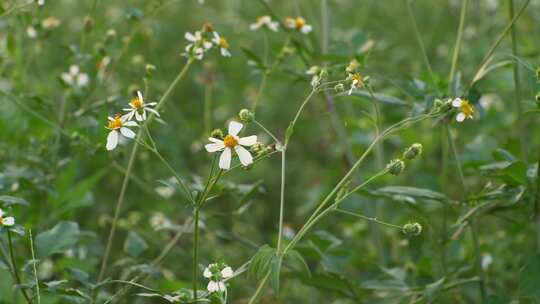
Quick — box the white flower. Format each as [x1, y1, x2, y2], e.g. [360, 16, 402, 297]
[347, 73, 364, 95]
[26, 26, 37, 39]
[212, 32, 231, 57]
[205, 121, 257, 170]
[42, 17, 61, 30]
[61, 65, 89, 87]
[149, 212, 173, 231]
[0, 208, 15, 227]
[451, 98, 475, 122]
[221, 266, 233, 278]
[123, 91, 159, 122]
[207, 280, 226, 293]
[306, 65, 320, 75]
[105, 114, 138, 151]
[37, 0, 45, 5]
[285, 17, 312, 34]
[249, 15, 279, 32]
[184, 31, 212, 60]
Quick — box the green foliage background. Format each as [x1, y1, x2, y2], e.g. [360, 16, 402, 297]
[1, 0, 540, 303]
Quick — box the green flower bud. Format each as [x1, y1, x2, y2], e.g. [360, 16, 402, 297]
[210, 129, 224, 139]
[319, 68, 329, 79]
[386, 159, 405, 176]
[334, 83, 345, 92]
[145, 64, 156, 77]
[402, 222, 422, 236]
[238, 108, 254, 123]
[403, 143, 423, 160]
[250, 143, 265, 156]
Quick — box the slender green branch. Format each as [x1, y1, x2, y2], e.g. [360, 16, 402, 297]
[253, 119, 280, 144]
[335, 208, 402, 230]
[276, 150, 286, 253]
[448, 0, 468, 88]
[7, 230, 32, 304]
[248, 272, 270, 304]
[29, 229, 41, 304]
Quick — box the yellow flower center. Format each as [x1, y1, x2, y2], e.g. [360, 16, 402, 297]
[352, 73, 364, 87]
[107, 115, 123, 129]
[219, 37, 229, 49]
[130, 97, 143, 109]
[0, 217, 4, 226]
[460, 100, 474, 118]
[295, 17, 305, 30]
[223, 135, 238, 148]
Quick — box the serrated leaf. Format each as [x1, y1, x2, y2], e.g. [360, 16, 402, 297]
[36, 221, 80, 258]
[123, 231, 148, 258]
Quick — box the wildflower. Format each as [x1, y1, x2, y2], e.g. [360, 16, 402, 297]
[284, 17, 312, 34]
[0, 208, 15, 227]
[451, 98, 474, 122]
[347, 73, 364, 95]
[123, 91, 158, 122]
[306, 66, 320, 75]
[481, 254, 493, 270]
[184, 31, 212, 60]
[212, 32, 231, 57]
[403, 143, 423, 160]
[42, 17, 61, 30]
[205, 121, 257, 170]
[387, 159, 405, 176]
[402, 222, 422, 236]
[250, 15, 279, 32]
[26, 26, 38, 39]
[345, 59, 359, 74]
[149, 212, 173, 231]
[37, 0, 45, 5]
[105, 114, 138, 151]
[203, 263, 234, 293]
[61, 65, 90, 88]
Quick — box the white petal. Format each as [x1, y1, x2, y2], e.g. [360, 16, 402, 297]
[3, 217, 15, 226]
[238, 135, 257, 146]
[77, 73, 89, 87]
[142, 110, 147, 121]
[217, 281, 226, 292]
[221, 48, 231, 57]
[106, 131, 119, 150]
[235, 146, 253, 166]
[456, 112, 466, 122]
[452, 98, 463, 108]
[69, 65, 79, 75]
[219, 148, 232, 170]
[203, 267, 212, 278]
[135, 111, 143, 121]
[185, 32, 196, 42]
[228, 121, 243, 136]
[203, 41, 213, 49]
[301, 25, 312, 34]
[221, 267, 233, 278]
[269, 22, 279, 32]
[208, 137, 223, 144]
[123, 120, 138, 127]
[120, 127, 136, 139]
[61, 73, 74, 85]
[137, 90, 144, 103]
[207, 281, 225, 293]
[205, 142, 225, 152]
[249, 23, 259, 31]
[146, 107, 160, 117]
[0, 209, 4, 217]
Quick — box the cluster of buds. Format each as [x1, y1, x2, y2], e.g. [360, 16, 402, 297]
[250, 142, 274, 157]
[386, 143, 423, 176]
[306, 66, 328, 89]
[402, 222, 422, 236]
[238, 108, 254, 123]
[184, 23, 231, 60]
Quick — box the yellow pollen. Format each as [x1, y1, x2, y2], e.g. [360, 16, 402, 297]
[130, 97, 143, 109]
[460, 100, 474, 118]
[108, 114, 123, 129]
[223, 135, 238, 148]
[219, 37, 229, 49]
[295, 18, 305, 30]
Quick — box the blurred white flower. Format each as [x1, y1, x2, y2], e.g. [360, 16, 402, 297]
[37, 0, 45, 6]
[452, 98, 475, 122]
[42, 17, 61, 30]
[26, 26, 38, 39]
[212, 32, 231, 57]
[0, 208, 15, 227]
[184, 31, 212, 60]
[250, 15, 279, 32]
[105, 114, 138, 151]
[285, 16, 312, 34]
[481, 254, 493, 270]
[205, 121, 257, 170]
[61, 65, 89, 87]
[123, 91, 158, 122]
[203, 263, 234, 293]
[347, 73, 364, 95]
[38, 259, 54, 280]
[149, 212, 173, 231]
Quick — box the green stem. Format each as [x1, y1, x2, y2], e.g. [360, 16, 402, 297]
[98, 59, 194, 283]
[448, 0, 468, 88]
[285, 89, 317, 146]
[276, 150, 286, 253]
[29, 230, 41, 304]
[192, 206, 200, 300]
[248, 272, 270, 304]
[335, 208, 402, 230]
[204, 85, 213, 135]
[7, 230, 32, 304]
[253, 119, 280, 144]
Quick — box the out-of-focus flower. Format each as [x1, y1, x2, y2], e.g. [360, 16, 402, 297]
[184, 31, 212, 60]
[26, 26, 38, 39]
[250, 15, 279, 32]
[212, 32, 231, 57]
[347, 73, 364, 95]
[105, 114, 137, 151]
[203, 263, 234, 293]
[285, 17, 312, 34]
[42, 17, 61, 30]
[0, 208, 15, 227]
[61, 65, 90, 88]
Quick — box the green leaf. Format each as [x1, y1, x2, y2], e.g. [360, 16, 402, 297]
[371, 186, 448, 203]
[423, 278, 445, 302]
[0, 195, 29, 206]
[36, 221, 80, 258]
[285, 250, 311, 278]
[248, 245, 275, 280]
[123, 231, 148, 258]
[270, 255, 282, 295]
[520, 254, 540, 300]
[501, 161, 527, 185]
[346, 90, 408, 106]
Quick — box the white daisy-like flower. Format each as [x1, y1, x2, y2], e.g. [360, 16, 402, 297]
[347, 73, 364, 95]
[249, 15, 279, 32]
[284, 16, 312, 34]
[205, 121, 257, 170]
[184, 31, 213, 60]
[212, 32, 231, 57]
[105, 114, 138, 151]
[203, 263, 234, 293]
[61, 65, 90, 88]
[123, 91, 159, 122]
[0, 208, 15, 227]
[451, 97, 475, 122]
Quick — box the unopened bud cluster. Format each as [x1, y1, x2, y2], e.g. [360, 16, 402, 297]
[210, 128, 224, 139]
[238, 109, 254, 123]
[402, 222, 422, 236]
[386, 143, 423, 176]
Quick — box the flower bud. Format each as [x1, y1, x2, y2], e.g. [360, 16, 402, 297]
[319, 68, 328, 79]
[402, 222, 422, 236]
[238, 108, 254, 123]
[84, 16, 94, 32]
[386, 159, 405, 176]
[202, 22, 214, 32]
[210, 129, 224, 139]
[145, 64, 156, 77]
[250, 143, 265, 156]
[402, 143, 423, 160]
[334, 83, 345, 92]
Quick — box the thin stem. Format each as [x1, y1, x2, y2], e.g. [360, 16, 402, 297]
[248, 272, 270, 304]
[448, 0, 468, 88]
[445, 125, 466, 191]
[253, 119, 280, 144]
[29, 230, 41, 304]
[536, 148, 540, 252]
[7, 230, 32, 304]
[98, 59, 194, 283]
[192, 206, 200, 300]
[405, 0, 437, 88]
[335, 209, 402, 230]
[204, 85, 213, 135]
[285, 89, 317, 146]
[276, 150, 286, 253]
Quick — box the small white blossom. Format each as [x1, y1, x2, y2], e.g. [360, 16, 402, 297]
[37, 0, 45, 5]
[249, 15, 279, 32]
[203, 263, 234, 293]
[105, 114, 138, 151]
[184, 31, 212, 60]
[26, 26, 37, 39]
[61, 65, 90, 88]
[42, 17, 61, 30]
[123, 91, 158, 122]
[205, 121, 257, 170]
[0, 208, 15, 227]
[207, 280, 226, 293]
[212, 32, 231, 57]
[451, 98, 475, 122]
[347, 73, 364, 95]
[285, 17, 312, 34]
